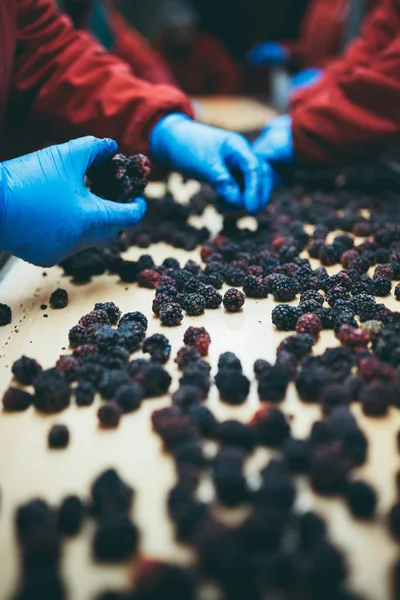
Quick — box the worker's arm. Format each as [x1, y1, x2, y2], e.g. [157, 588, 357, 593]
[109, 10, 177, 86]
[11, 0, 193, 156]
[0, 137, 146, 267]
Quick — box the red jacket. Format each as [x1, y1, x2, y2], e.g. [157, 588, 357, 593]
[155, 33, 240, 96]
[0, 0, 193, 160]
[291, 0, 400, 164]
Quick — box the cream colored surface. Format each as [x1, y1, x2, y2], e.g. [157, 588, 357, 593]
[0, 158, 399, 598]
[193, 95, 276, 132]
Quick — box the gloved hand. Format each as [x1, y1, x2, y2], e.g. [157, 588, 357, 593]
[252, 114, 294, 164]
[247, 42, 289, 66]
[0, 137, 146, 267]
[150, 114, 273, 214]
[290, 68, 323, 93]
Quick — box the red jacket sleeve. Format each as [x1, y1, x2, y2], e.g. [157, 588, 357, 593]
[110, 11, 177, 86]
[10, 0, 193, 156]
[292, 0, 400, 163]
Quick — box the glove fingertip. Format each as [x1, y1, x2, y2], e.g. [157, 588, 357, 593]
[215, 181, 241, 207]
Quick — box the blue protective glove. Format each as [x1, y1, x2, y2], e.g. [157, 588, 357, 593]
[0, 137, 146, 267]
[290, 68, 323, 93]
[252, 114, 294, 165]
[150, 114, 273, 214]
[247, 42, 289, 66]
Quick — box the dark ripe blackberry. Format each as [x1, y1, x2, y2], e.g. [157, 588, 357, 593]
[49, 288, 68, 309]
[79, 309, 111, 328]
[88, 152, 150, 203]
[91, 468, 133, 520]
[299, 511, 327, 550]
[138, 269, 160, 289]
[183, 277, 207, 295]
[34, 369, 71, 413]
[48, 424, 69, 449]
[271, 276, 299, 302]
[12, 355, 42, 385]
[189, 404, 218, 437]
[276, 350, 299, 378]
[114, 259, 139, 283]
[223, 288, 245, 312]
[213, 447, 249, 507]
[60, 247, 107, 282]
[225, 266, 245, 287]
[203, 286, 222, 309]
[0, 303, 12, 326]
[75, 381, 95, 406]
[256, 459, 296, 510]
[258, 366, 289, 402]
[342, 428, 368, 467]
[344, 481, 377, 519]
[217, 420, 256, 452]
[331, 299, 355, 314]
[174, 346, 201, 370]
[68, 324, 94, 348]
[183, 326, 211, 356]
[160, 302, 183, 326]
[295, 313, 322, 340]
[167, 268, 193, 292]
[118, 322, 146, 352]
[94, 302, 121, 325]
[204, 272, 224, 289]
[58, 496, 84, 536]
[172, 385, 203, 411]
[142, 333, 171, 364]
[179, 370, 210, 400]
[152, 293, 174, 317]
[215, 370, 250, 406]
[319, 244, 340, 266]
[326, 286, 350, 307]
[93, 514, 139, 562]
[374, 263, 393, 279]
[277, 333, 314, 360]
[98, 370, 131, 400]
[282, 437, 311, 473]
[184, 259, 201, 274]
[155, 284, 178, 298]
[334, 234, 354, 251]
[373, 277, 392, 296]
[351, 292, 376, 312]
[173, 440, 207, 469]
[395, 283, 400, 300]
[271, 304, 299, 331]
[361, 381, 390, 417]
[310, 445, 350, 496]
[243, 275, 269, 298]
[253, 359, 271, 379]
[91, 325, 121, 351]
[133, 558, 195, 600]
[308, 239, 324, 259]
[114, 384, 142, 413]
[389, 503, 400, 539]
[332, 310, 358, 332]
[73, 344, 98, 359]
[3, 387, 33, 411]
[296, 364, 334, 403]
[136, 254, 154, 271]
[320, 384, 352, 416]
[135, 362, 172, 398]
[156, 275, 178, 289]
[97, 403, 122, 428]
[218, 352, 242, 372]
[300, 290, 324, 305]
[250, 405, 290, 446]
[75, 361, 104, 388]
[182, 293, 205, 316]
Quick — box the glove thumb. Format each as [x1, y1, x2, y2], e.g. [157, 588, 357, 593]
[99, 197, 147, 233]
[68, 136, 118, 172]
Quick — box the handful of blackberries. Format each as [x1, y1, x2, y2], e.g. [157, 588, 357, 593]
[87, 153, 151, 203]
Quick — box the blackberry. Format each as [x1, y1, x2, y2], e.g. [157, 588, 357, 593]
[75, 381, 95, 406]
[155, 284, 178, 298]
[373, 277, 392, 296]
[299, 511, 327, 550]
[344, 481, 377, 519]
[94, 302, 121, 325]
[214, 370, 250, 405]
[217, 420, 256, 452]
[79, 309, 111, 327]
[189, 404, 218, 437]
[49, 288, 68, 309]
[277, 333, 314, 360]
[296, 363, 334, 403]
[160, 302, 183, 326]
[3, 387, 33, 411]
[183, 326, 211, 356]
[48, 424, 69, 449]
[138, 269, 160, 289]
[282, 437, 311, 473]
[56, 355, 79, 382]
[337, 325, 370, 348]
[310, 445, 349, 495]
[250, 405, 290, 446]
[93, 514, 139, 562]
[258, 366, 289, 402]
[12, 355, 42, 385]
[58, 496, 84, 536]
[133, 559, 195, 600]
[253, 359, 271, 379]
[97, 403, 122, 428]
[271, 276, 299, 302]
[152, 293, 174, 317]
[182, 293, 205, 316]
[218, 352, 242, 372]
[114, 259, 139, 283]
[91, 468, 133, 519]
[360, 381, 390, 417]
[174, 346, 201, 369]
[271, 304, 299, 331]
[223, 288, 245, 312]
[243, 275, 268, 298]
[388, 503, 400, 539]
[203, 286, 222, 309]
[319, 244, 340, 266]
[172, 384, 203, 410]
[300, 290, 324, 305]
[113, 383, 142, 413]
[68, 324, 94, 348]
[0, 303, 12, 326]
[133, 362, 172, 398]
[225, 267, 245, 287]
[34, 369, 71, 413]
[117, 321, 146, 352]
[213, 447, 249, 507]
[60, 247, 107, 283]
[395, 283, 400, 300]
[142, 333, 171, 363]
[295, 313, 322, 339]
[88, 152, 150, 202]
[98, 370, 131, 400]
[326, 286, 350, 307]
[204, 272, 224, 289]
